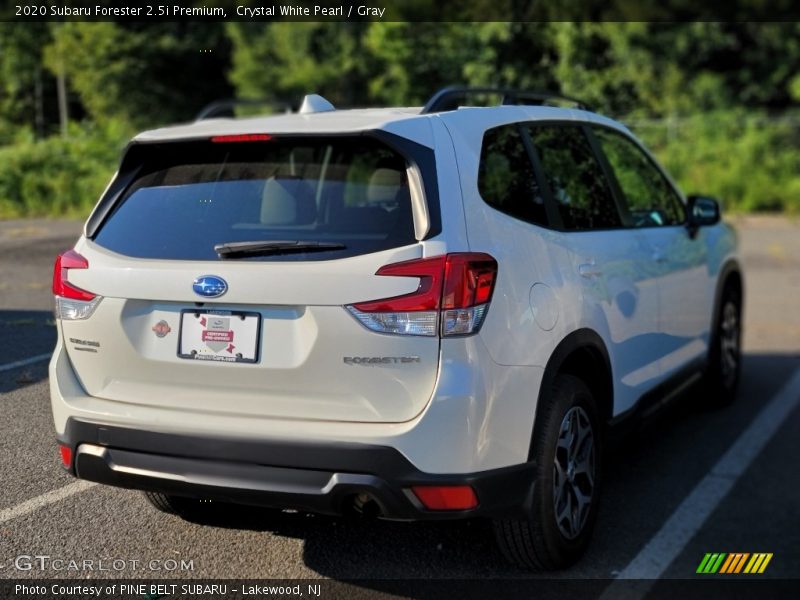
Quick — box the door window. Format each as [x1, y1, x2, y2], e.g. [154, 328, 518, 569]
[526, 125, 622, 230]
[593, 127, 685, 228]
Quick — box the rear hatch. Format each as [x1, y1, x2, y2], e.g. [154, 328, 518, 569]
[56, 134, 441, 423]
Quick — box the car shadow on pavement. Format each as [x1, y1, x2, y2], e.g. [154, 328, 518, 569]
[0, 309, 56, 393]
[178, 502, 513, 577]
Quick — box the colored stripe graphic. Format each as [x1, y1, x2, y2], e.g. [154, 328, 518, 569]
[710, 553, 726, 573]
[719, 553, 748, 573]
[697, 553, 728, 573]
[719, 554, 736, 574]
[745, 554, 759, 573]
[758, 553, 773, 573]
[733, 553, 750, 573]
[696, 553, 713, 573]
[744, 553, 774, 574]
[701, 552, 773, 574]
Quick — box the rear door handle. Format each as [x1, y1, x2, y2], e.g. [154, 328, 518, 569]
[578, 263, 602, 278]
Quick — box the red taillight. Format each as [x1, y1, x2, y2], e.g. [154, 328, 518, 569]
[411, 485, 479, 511]
[347, 253, 497, 337]
[59, 444, 72, 469]
[442, 253, 498, 309]
[352, 255, 447, 312]
[211, 134, 272, 143]
[53, 250, 94, 301]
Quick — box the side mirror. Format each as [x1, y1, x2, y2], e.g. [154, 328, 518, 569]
[686, 195, 720, 237]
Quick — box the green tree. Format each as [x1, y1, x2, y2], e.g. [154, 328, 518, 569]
[43, 22, 233, 128]
[0, 24, 55, 141]
[554, 23, 800, 117]
[227, 22, 370, 109]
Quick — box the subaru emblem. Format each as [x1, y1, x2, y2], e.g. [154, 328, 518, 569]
[193, 275, 227, 298]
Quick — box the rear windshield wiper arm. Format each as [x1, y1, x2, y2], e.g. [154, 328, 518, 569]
[215, 240, 346, 258]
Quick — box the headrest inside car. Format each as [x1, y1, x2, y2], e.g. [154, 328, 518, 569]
[366, 168, 405, 204]
[260, 177, 316, 225]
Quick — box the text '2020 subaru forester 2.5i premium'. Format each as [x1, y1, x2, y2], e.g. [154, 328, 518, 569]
[50, 88, 742, 570]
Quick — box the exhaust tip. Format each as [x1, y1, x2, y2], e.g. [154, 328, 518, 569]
[349, 492, 383, 518]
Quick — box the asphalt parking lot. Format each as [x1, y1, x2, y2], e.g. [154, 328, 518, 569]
[0, 217, 798, 593]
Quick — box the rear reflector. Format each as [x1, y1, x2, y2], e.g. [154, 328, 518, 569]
[347, 253, 497, 337]
[411, 485, 479, 511]
[211, 134, 272, 143]
[59, 445, 72, 469]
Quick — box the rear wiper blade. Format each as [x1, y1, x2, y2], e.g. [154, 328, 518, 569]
[215, 240, 346, 258]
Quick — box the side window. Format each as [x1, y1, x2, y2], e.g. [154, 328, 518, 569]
[527, 125, 621, 230]
[593, 127, 685, 227]
[478, 125, 548, 227]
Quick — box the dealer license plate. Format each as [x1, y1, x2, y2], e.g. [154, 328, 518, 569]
[178, 310, 260, 363]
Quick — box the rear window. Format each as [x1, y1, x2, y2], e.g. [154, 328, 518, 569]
[93, 137, 417, 261]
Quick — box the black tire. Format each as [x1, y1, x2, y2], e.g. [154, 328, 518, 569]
[493, 374, 602, 571]
[703, 284, 742, 407]
[142, 491, 212, 519]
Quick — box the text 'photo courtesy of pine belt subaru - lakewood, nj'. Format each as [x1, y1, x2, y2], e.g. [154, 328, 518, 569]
[49, 87, 743, 571]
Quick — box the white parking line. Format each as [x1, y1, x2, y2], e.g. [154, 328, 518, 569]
[0, 481, 96, 525]
[0, 353, 52, 373]
[601, 367, 800, 597]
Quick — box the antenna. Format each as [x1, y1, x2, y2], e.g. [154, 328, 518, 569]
[299, 94, 336, 114]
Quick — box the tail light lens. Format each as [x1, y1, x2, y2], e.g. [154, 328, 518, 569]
[441, 253, 497, 336]
[347, 253, 497, 337]
[53, 250, 102, 320]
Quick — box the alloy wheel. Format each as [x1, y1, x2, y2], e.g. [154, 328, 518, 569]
[719, 300, 740, 389]
[553, 406, 596, 540]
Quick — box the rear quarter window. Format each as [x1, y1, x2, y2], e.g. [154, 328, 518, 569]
[478, 125, 548, 227]
[93, 137, 417, 261]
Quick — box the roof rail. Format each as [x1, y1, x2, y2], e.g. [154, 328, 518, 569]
[421, 86, 590, 114]
[195, 98, 291, 120]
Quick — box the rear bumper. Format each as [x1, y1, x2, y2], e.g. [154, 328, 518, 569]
[60, 419, 536, 520]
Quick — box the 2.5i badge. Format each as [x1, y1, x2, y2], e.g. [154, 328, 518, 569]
[178, 310, 261, 363]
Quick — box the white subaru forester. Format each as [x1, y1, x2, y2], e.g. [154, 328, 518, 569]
[49, 88, 742, 570]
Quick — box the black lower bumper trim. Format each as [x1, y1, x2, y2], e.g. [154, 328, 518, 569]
[60, 419, 535, 520]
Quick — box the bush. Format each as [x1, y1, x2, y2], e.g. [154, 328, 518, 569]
[0, 119, 131, 218]
[629, 110, 800, 214]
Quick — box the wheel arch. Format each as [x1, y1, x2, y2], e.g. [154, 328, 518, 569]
[527, 329, 613, 462]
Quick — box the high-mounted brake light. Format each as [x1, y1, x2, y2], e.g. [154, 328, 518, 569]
[211, 134, 272, 143]
[53, 250, 102, 320]
[346, 253, 497, 337]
